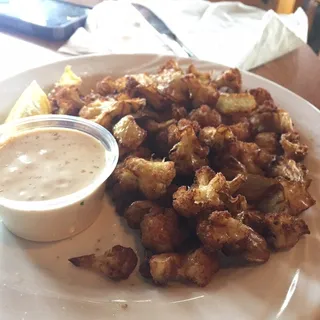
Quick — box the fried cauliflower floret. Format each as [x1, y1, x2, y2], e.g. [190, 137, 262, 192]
[124, 200, 161, 229]
[249, 103, 294, 134]
[255, 132, 279, 154]
[198, 126, 217, 148]
[149, 253, 182, 284]
[230, 141, 276, 175]
[49, 85, 84, 115]
[83, 91, 105, 105]
[182, 74, 220, 108]
[197, 211, 270, 263]
[157, 119, 200, 154]
[154, 60, 189, 104]
[257, 184, 289, 214]
[176, 118, 201, 133]
[125, 157, 176, 200]
[181, 247, 219, 286]
[96, 76, 118, 95]
[140, 208, 187, 253]
[187, 64, 212, 85]
[69, 245, 138, 280]
[269, 158, 307, 182]
[237, 210, 266, 235]
[215, 68, 242, 92]
[199, 125, 236, 152]
[169, 126, 209, 175]
[237, 173, 277, 203]
[257, 177, 315, 216]
[134, 60, 188, 109]
[79, 97, 146, 129]
[189, 104, 222, 128]
[109, 162, 139, 194]
[238, 211, 310, 250]
[172, 104, 188, 120]
[136, 84, 170, 110]
[113, 115, 147, 153]
[173, 166, 245, 217]
[141, 119, 176, 133]
[280, 132, 308, 161]
[264, 212, 310, 250]
[197, 211, 248, 251]
[96, 75, 139, 96]
[218, 155, 247, 180]
[224, 194, 248, 215]
[149, 247, 219, 286]
[277, 178, 315, 216]
[216, 93, 256, 115]
[249, 88, 273, 105]
[228, 119, 251, 141]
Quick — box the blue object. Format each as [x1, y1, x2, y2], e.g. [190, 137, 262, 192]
[0, 0, 89, 41]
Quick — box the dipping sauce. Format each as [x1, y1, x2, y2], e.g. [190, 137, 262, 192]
[0, 127, 107, 202]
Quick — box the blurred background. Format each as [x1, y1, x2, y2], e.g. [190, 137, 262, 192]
[64, 0, 320, 54]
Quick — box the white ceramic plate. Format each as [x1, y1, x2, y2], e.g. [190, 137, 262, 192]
[0, 54, 319, 320]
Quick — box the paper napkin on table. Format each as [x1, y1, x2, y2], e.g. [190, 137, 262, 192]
[59, 0, 308, 70]
[58, 1, 174, 56]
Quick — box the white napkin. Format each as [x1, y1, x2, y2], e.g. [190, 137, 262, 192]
[59, 0, 308, 70]
[59, 1, 174, 56]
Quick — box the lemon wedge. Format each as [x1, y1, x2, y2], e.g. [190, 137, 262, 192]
[5, 81, 51, 123]
[58, 65, 82, 87]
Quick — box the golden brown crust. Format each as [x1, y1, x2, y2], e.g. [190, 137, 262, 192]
[140, 208, 187, 253]
[113, 115, 147, 153]
[249, 103, 294, 134]
[149, 247, 219, 286]
[277, 178, 315, 216]
[79, 97, 146, 129]
[49, 85, 84, 115]
[254, 132, 279, 154]
[280, 132, 308, 161]
[69, 245, 138, 280]
[215, 68, 242, 93]
[216, 93, 256, 115]
[238, 210, 310, 250]
[173, 167, 245, 218]
[169, 125, 209, 175]
[197, 211, 270, 263]
[249, 88, 273, 105]
[269, 158, 307, 182]
[228, 119, 251, 141]
[189, 105, 222, 128]
[182, 74, 220, 108]
[263, 212, 310, 250]
[124, 200, 161, 229]
[125, 157, 176, 200]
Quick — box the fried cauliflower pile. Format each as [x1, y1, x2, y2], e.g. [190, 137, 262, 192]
[66, 60, 314, 287]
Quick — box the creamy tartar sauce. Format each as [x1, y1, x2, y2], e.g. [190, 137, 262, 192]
[0, 128, 106, 201]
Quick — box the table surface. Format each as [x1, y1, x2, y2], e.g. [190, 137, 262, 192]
[0, 30, 319, 108]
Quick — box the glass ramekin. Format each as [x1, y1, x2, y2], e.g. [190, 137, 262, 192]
[0, 115, 119, 242]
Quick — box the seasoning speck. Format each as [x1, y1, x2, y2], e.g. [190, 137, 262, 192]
[80, 201, 84, 206]
[121, 304, 128, 310]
